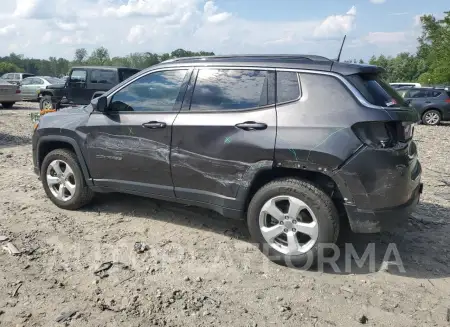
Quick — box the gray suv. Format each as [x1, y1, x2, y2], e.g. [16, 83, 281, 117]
[32, 55, 423, 267]
[403, 88, 450, 125]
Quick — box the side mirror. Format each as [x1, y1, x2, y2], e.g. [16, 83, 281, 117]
[92, 96, 108, 112]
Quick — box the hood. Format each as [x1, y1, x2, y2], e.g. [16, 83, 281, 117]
[38, 105, 92, 130]
[46, 83, 66, 89]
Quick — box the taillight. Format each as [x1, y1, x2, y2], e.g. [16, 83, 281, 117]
[445, 99, 450, 103]
[16, 89, 21, 94]
[352, 121, 413, 148]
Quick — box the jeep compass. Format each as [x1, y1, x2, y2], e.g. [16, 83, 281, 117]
[32, 55, 423, 266]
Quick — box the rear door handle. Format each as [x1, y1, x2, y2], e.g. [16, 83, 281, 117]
[235, 121, 267, 131]
[142, 121, 167, 129]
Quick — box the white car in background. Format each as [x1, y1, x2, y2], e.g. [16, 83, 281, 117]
[390, 82, 422, 89]
[0, 78, 21, 109]
[20, 76, 65, 101]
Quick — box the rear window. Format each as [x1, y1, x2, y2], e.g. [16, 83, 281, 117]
[346, 74, 407, 107]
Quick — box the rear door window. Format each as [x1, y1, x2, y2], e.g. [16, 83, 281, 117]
[190, 69, 269, 111]
[90, 69, 116, 85]
[277, 71, 300, 103]
[408, 89, 429, 98]
[346, 74, 407, 107]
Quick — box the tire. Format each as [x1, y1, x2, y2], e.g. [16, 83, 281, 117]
[422, 109, 441, 126]
[247, 178, 340, 268]
[39, 95, 54, 110]
[40, 149, 94, 210]
[1, 102, 15, 109]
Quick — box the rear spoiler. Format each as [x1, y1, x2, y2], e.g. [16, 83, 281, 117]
[330, 61, 385, 76]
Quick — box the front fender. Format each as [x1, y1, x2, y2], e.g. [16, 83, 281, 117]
[36, 135, 92, 185]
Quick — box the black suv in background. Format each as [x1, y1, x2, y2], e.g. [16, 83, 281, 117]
[39, 66, 140, 111]
[32, 55, 422, 266]
[402, 87, 450, 125]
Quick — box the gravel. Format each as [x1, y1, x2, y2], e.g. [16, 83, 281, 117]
[0, 103, 449, 326]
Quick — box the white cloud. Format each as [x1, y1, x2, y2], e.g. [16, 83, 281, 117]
[314, 6, 357, 38]
[0, 24, 16, 36]
[59, 31, 101, 45]
[104, 0, 199, 18]
[204, 1, 232, 23]
[54, 20, 88, 32]
[127, 25, 147, 44]
[364, 32, 407, 45]
[370, 0, 386, 4]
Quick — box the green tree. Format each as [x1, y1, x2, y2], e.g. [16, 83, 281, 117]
[74, 48, 88, 64]
[0, 62, 23, 75]
[87, 47, 111, 66]
[417, 12, 450, 84]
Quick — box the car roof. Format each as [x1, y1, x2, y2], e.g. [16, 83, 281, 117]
[146, 54, 383, 76]
[71, 66, 140, 70]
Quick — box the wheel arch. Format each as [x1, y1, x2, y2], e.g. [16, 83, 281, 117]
[422, 107, 442, 117]
[242, 166, 348, 219]
[37, 136, 92, 185]
[40, 91, 54, 97]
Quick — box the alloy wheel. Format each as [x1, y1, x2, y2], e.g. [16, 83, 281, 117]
[259, 195, 319, 255]
[424, 112, 439, 125]
[46, 160, 76, 202]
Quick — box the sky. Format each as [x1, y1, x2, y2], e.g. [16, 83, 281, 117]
[0, 0, 448, 61]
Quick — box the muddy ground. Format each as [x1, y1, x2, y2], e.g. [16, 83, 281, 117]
[0, 102, 449, 327]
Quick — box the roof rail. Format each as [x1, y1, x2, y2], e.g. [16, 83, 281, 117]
[161, 54, 332, 64]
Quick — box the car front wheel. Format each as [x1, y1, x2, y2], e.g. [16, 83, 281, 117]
[247, 178, 340, 268]
[39, 95, 54, 110]
[41, 149, 94, 210]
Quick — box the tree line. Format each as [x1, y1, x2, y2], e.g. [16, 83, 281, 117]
[0, 48, 214, 77]
[0, 11, 449, 85]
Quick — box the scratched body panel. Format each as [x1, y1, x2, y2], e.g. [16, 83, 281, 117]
[171, 108, 276, 206]
[81, 111, 177, 197]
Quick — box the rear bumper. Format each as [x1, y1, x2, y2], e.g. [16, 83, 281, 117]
[0, 94, 21, 102]
[344, 183, 423, 233]
[333, 142, 422, 233]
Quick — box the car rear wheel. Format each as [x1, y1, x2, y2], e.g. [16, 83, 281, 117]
[1, 102, 15, 109]
[247, 178, 340, 268]
[41, 149, 94, 210]
[422, 110, 441, 126]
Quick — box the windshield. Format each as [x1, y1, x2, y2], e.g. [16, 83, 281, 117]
[44, 77, 65, 84]
[346, 74, 407, 108]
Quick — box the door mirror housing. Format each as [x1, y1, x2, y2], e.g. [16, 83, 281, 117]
[92, 96, 108, 112]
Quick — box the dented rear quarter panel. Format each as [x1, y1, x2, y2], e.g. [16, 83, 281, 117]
[275, 72, 421, 213]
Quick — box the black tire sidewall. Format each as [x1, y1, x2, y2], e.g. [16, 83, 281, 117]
[1, 102, 14, 109]
[247, 180, 338, 268]
[40, 150, 85, 209]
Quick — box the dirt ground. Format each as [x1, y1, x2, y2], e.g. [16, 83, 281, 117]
[0, 102, 449, 327]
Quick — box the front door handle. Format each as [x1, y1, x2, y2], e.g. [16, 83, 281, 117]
[235, 121, 267, 131]
[142, 121, 167, 129]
